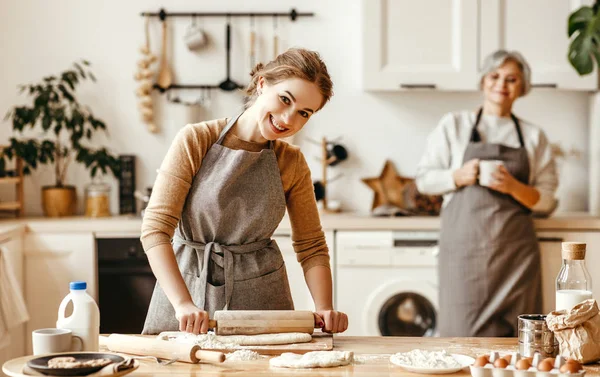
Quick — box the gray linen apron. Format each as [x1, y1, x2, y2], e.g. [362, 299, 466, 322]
[142, 113, 294, 334]
[438, 108, 542, 337]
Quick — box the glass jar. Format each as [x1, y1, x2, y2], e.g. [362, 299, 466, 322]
[555, 242, 593, 311]
[85, 179, 111, 217]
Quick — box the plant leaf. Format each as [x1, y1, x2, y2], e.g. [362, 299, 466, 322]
[569, 6, 594, 37]
[569, 31, 595, 75]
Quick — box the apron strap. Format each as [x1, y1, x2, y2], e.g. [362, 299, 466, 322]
[470, 108, 525, 148]
[216, 112, 244, 145]
[173, 236, 273, 311]
[215, 112, 274, 149]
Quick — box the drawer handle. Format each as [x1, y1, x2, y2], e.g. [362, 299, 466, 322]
[400, 84, 437, 89]
[532, 83, 558, 88]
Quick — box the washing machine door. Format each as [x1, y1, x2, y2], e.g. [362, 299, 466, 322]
[364, 280, 438, 337]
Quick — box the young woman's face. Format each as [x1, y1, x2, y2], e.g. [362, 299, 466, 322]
[254, 77, 324, 140]
[482, 59, 524, 107]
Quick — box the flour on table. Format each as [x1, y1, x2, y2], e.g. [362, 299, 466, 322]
[353, 354, 391, 365]
[157, 331, 312, 348]
[270, 351, 354, 368]
[390, 349, 462, 368]
[226, 350, 261, 361]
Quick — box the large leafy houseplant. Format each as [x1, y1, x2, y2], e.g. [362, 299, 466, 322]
[568, 1, 600, 75]
[2, 60, 121, 216]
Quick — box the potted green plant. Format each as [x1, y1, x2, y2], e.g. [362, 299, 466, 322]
[568, 1, 600, 75]
[2, 60, 120, 217]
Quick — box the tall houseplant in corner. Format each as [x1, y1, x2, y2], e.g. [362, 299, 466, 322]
[2, 60, 120, 217]
[568, 1, 600, 75]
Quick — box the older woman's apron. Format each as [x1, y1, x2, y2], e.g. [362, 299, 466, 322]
[437, 108, 542, 337]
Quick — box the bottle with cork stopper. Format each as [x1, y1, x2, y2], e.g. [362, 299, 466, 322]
[555, 242, 593, 311]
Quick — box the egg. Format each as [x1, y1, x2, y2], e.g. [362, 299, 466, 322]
[502, 354, 512, 363]
[494, 358, 508, 369]
[516, 359, 532, 370]
[543, 357, 555, 365]
[560, 363, 581, 373]
[474, 356, 489, 367]
[537, 360, 553, 372]
[566, 359, 582, 371]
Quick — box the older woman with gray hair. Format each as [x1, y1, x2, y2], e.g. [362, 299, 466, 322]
[416, 50, 558, 337]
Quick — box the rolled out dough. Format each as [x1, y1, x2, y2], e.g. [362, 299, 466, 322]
[158, 331, 312, 348]
[269, 351, 354, 368]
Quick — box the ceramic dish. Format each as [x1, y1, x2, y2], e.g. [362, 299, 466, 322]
[390, 353, 475, 374]
[26, 353, 124, 376]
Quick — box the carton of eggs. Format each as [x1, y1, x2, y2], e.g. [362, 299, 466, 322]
[470, 351, 585, 377]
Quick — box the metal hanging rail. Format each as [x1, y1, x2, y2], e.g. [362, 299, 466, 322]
[140, 8, 313, 22]
[141, 8, 314, 94]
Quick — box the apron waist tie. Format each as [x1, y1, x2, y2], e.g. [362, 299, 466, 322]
[172, 236, 273, 311]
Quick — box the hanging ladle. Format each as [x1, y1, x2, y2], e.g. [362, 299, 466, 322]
[218, 21, 241, 91]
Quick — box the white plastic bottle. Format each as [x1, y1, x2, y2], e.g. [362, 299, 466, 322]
[56, 281, 100, 351]
[555, 242, 593, 311]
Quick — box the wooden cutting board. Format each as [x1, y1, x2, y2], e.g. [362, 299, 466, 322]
[201, 332, 333, 355]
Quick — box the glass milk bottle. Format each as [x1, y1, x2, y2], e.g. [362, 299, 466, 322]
[555, 242, 593, 311]
[56, 281, 100, 351]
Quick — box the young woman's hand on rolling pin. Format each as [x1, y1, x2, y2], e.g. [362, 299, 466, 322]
[314, 310, 348, 334]
[175, 301, 210, 335]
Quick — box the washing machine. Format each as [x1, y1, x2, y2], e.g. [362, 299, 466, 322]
[336, 230, 439, 336]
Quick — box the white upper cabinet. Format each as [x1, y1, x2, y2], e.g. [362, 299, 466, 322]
[480, 0, 597, 90]
[362, 0, 479, 91]
[363, 0, 597, 91]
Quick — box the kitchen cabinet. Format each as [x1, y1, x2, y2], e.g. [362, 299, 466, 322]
[362, 0, 479, 91]
[0, 230, 25, 377]
[23, 232, 96, 354]
[363, 0, 597, 91]
[480, 0, 596, 90]
[277, 231, 336, 311]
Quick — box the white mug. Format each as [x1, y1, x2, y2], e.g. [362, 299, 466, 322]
[479, 160, 504, 187]
[32, 328, 83, 355]
[184, 24, 207, 51]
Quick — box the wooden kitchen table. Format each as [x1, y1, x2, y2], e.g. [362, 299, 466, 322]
[99, 336, 600, 376]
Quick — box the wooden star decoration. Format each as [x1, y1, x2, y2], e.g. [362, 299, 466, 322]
[361, 160, 412, 210]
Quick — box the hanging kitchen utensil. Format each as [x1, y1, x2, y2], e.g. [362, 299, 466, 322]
[249, 15, 256, 70]
[184, 15, 208, 51]
[273, 15, 279, 59]
[156, 18, 173, 90]
[218, 20, 241, 91]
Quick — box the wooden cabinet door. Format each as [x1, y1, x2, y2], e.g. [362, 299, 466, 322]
[362, 0, 479, 90]
[0, 232, 25, 375]
[23, 233, 95, 354]
[480, 0, 597, 90]
[276, 231, 336, 311]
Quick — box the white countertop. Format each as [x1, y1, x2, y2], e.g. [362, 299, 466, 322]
[1, 211, 599, 237]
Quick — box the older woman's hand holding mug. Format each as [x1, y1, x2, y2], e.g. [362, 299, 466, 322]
[453, 158, 480, 188]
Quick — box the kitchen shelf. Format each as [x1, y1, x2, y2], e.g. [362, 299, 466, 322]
[0, 201, 21, 211]
[0, 177, 21, 185]
[0, 147, 24, 217]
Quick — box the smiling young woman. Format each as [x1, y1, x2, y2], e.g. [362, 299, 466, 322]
[139, 48, 348, 336]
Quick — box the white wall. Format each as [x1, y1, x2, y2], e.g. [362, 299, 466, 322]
[0, 0, 591, 216]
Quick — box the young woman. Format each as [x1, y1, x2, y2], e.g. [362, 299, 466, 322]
[416, 50, 558, 337]
[140, 48, 348, 335]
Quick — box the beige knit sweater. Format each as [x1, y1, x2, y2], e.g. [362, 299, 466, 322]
[140, 118, 330, 273]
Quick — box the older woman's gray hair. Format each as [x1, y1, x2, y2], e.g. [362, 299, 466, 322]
[479, 50, 532, 96]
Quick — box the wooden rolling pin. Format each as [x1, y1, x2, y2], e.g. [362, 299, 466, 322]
[103, 334, 225, 364]
[209, 310, 316, 335]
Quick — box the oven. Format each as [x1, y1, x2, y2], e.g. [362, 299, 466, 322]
[96, 237, 156, 334]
